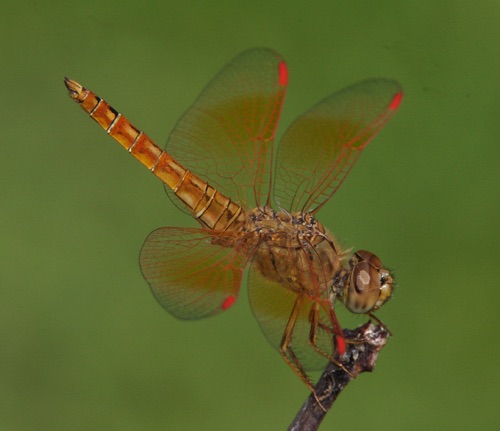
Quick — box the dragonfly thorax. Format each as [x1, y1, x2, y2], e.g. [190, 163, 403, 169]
[246, 206, 345, 300]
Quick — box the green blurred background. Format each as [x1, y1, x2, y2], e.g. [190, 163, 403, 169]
[2, 1, 498, 429]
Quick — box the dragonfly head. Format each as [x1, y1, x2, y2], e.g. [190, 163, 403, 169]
[343, 250, 394, 314]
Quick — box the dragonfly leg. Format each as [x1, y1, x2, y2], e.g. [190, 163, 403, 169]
[368, 312, 392, 335]
[279, 298, 327, 411]
[307, 303, 355, 379]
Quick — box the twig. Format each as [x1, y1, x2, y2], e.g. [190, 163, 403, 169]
[288, 322, 390, 431]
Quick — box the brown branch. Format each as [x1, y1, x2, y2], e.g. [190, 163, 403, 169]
[287, 322, 390, 431]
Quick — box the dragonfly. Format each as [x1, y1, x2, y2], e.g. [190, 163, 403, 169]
[64, 48, 402, 399]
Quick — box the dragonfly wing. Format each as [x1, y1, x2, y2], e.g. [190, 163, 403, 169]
[140, 227, 247, 319]
[165, 48, 288, 212]
[274, 79, 402, 213]
[248, 258, 338, 371]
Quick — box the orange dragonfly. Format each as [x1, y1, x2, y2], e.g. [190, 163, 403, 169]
[65, 48, 402, 398]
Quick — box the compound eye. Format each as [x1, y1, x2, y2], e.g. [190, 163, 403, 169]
[355, 250, 382, 268]
[344, 261, 381, 313]
[343, 251, 394, 314]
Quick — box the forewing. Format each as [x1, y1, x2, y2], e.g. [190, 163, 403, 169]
[140, 227, 247, 319]
[274, 79, 402, 213]
[166, 48, 288, 212]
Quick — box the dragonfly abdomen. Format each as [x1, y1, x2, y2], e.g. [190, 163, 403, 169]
[64, 78, 246, 232]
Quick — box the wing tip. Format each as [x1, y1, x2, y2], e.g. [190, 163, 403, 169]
[221, 294, 237, 310]
[389, 91, 403, 111]
[278, 61, 288, 86]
